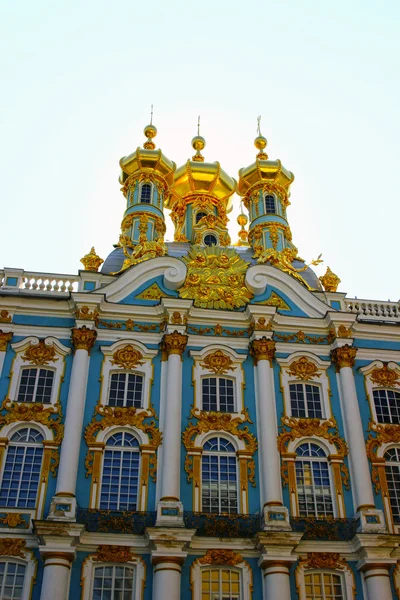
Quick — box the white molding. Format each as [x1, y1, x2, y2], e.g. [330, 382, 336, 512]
[80, 555, 146, 600]
[296, 562, 355, 600]
[191, 560, 252, 600]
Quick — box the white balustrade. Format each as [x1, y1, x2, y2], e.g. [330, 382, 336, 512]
[344, 298, 400, 322]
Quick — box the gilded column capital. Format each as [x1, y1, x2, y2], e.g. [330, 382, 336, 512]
[250, 337, 276, 365]
[0, 330, 13, 352]
[71, 326, 97, 353]
[331, 344, 357, 371]
[161, 331, 188, 357]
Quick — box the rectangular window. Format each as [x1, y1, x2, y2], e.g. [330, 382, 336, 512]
[17, 368, 54, 403]
[296, 461, 333, 517]
[373, 389, 400, 424]
[290, 383, 323, 419]
[304, 572, 343, 599]
[100, 449, 140, 511]
[202, 378, 235, 412]
[0, 562, 26, 600]
[202, 455, 238, 514]
[92, 565, 135, 600]
[108, 373, 143, 408]
[0, 445, 43, 508]
[201, 568, 241, 600]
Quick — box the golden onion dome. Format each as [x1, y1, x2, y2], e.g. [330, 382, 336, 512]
[237, 135, 294, 197]
[119, 124, 176, 186]
[166, 135, 237, 211]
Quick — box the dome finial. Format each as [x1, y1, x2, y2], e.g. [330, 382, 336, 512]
[254, 115, 268, 160]
[143, 105, 157, 150]
[191, 115, 206, 162]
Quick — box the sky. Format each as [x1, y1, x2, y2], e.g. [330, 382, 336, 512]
[1, 0, 399, 301]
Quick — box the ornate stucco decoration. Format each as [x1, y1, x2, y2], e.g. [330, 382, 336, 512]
[369, 363, 400, 387]
[249, 337, 275, 366]
[199, 549, 244, 566]
[255, 291, 290, 310]
[301, 552, 347, 570]
[286, 357, 321, 381]
[366, 420, 400, 460]
[193, 213, 231, 247]
[0, 310, 12, 323]
[337, 325, 352, 339]
[161, 331, 188, 356]
[199, 350, 235, 375]
[93, 545, 134, 563]
[274, 330, 333, 344]
[135, 282, 169, 300]
[0, 398, 63, 444]
[71, 326, 97, 353]
[80, 247, 104, 272]
[110, 345, 145, 370]
[21, 340, 58, 365]
[178, 246, 253, 310]
[0, 513, 29, 528]
[278, 416, 348, 458]
[0, 330, 13, 351]
[319, 266, 341, 292]
[331, 344, 357, 371]
[75, 306, 99, 321]
[115, 212, 167, 273]
[0, 538, 26, 558]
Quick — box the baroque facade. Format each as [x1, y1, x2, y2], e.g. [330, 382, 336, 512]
[0, 122, 399, 599]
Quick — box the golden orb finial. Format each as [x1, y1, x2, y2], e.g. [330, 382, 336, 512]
[319, 266, 341, 292]
[80, 247, 104, 272]
[143, 123, 157, 150]
[255, 115, 268, 159]
[191, 115, 205, 162]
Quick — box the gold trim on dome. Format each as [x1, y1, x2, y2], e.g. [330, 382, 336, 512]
[0, 331, 13, 351]
[319, 267, 341, 292]
[278, 416, 347, 456]
[178, 245, 253, 310]
[0, 310, 12, 323]
[199, 350, 235, 375]
[369, 363, 400, 388]
[0, 513, 28, 528]
[0, 398, 63, 444]
[110, 345, 145, 370]
[136, 282, 169, 301]
[114, 212, 167, 274]
[71, 326, 97, 353]
[302, 552, 346, 570]
[255, 291, 290, 310]
[21, 340, 58, 366]
[287, 357, 321, 381]
[199, 549, 243, 566]
[161, 332, 188, 356]
[80, 247, 104, 272]
[250, 338, 276, 366]
[331, 345, 357, 371]
[0, 538, 26, 558]
[75, 306, 99, 321]
[93, 545, 134, 563]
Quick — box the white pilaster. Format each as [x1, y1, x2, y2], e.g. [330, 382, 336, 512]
[40, 553, 74, 600]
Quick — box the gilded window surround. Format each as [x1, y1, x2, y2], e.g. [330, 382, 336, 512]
[0, 538, 38, 600]
[190, 549, 253, 600]
[295, 553, 356, 600]
[360, 360, 400, 424]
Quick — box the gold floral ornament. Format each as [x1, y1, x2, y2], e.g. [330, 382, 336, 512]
[370, 363, 400, 387]
[21, 340, 58, 366]
[319, 266, 341, 292]
[75, 306, 99, 321]
[0, 310, 12, 323]
[199, 350, 235, 375]
[287, 357, 321, 381]
[178, 245, 253, 310]
[80, 247, 104, 272]
[255, 291, 290, 310]
[114, 212, 167, 274]
[0, 330, 13, 352]
[366, 420, 400, 460]
[331, 344, 357, 371]
[250, 337, 276, 366]
[199, 549, 243, 566]
[110, 345, 145, 370]
[337, 325, 352, 339]
[0, 398, 63, 444]
[136, 282, 169, 301]
[0, 538, 26, 557]
[71, 326, 97, 353]
[93, 545, 134, 563]
[302, 552, 346, 570]
[161, 331, 188, 356]
[278, 415, 348, 457]
[0, 513, 28, 528]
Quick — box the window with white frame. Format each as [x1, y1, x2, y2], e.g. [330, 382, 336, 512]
[373, 389, 400, 424]
[295, 442, 334, 517]
[139, 183, 152, 204]
[289, 383, 323, 419]
[264, 194, 276, 214]
[91, 565, 136, 600]
[304, 571, 344, 599]
[202, 377, 235, 412]
[17, 367, 55, 404]
[0, 561, 26, 600]
[385, 447, 400, 524]
[108, 372, 144, 408]
[0, 427, 44, 509]
[100, 432, 140, 511]
[202, 437, 238, 514]
[201, 567, 242, 600]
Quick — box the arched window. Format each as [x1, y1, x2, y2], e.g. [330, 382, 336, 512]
[139, 183, 152, 204]
[204, 233, 218, 247]
[201, 567, 241, 599]
[195, 211, 207, 224]
[91, 565, 136, 600]
[202, 377, 235, 412]
[108, 373, 144, 408]
[289, 383, 323, 419]
[264, 194, 276, 214]
[100, 432, 140, 511]
[0, 562, 26, 600]
[0, 428, 44, 508]
[295, 442, 333, 517]
[384, 447, 400, 523]
[202, 437, 238, 514]
[373, 389, 400, 424]
[17, 367, 54, 403]
[304, 571, 344, 599]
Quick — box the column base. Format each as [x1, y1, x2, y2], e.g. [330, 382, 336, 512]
[355, 507, 386, 533]
[262, 505, 291, 531]
[47, 495, 76, 521]
[156, 500, 184, 527]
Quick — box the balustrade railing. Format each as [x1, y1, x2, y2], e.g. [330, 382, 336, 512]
[0, 269, 113, 295]
[76, 508, 156, 534]
[344, 298, 400, 322]
[290, 516, 358, 540]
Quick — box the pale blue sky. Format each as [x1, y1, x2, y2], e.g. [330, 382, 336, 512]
[1, 0, 399, 300]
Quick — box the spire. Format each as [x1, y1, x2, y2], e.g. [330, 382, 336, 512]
[191, 116, 205, 162]
[254, 116, 268, 160]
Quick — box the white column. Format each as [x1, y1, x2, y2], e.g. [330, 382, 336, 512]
[332, 345, 375, 511]
[40, 553, 73, 600]
[262, 562, 291, 600]
[56, 327, 97, 497]
[152, 558, 183, 600]
[363, 565, 393, 600]
[252, 339, 282, 507]
[159, 332, 187, 502]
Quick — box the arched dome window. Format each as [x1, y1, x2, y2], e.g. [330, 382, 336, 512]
[140, 183, 152, 204]
[384, 447, 400, 523]
[295, 442, 333, 517]
[195, 211, 207, 224]
[264, 194, 276, 214]
[100, 431, 140, 511]
[202, 436, 238, 514]
[204, 233, 218, 247]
